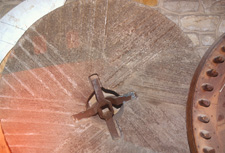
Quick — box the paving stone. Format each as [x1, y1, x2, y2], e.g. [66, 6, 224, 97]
[200, 34, 215, 46]
[163, 0, 199, 13]
[201, 0, 225, 14]
[165, 14, 179, 25]
[180, 16, 219, 32]
[187, 33, 199, 47]
[196, 47, 209, 58]
[219, 17, 225, 36]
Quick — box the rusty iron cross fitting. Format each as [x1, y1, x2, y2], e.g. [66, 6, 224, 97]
[89, 74, 114, 121]
[72, 73, 137, 139]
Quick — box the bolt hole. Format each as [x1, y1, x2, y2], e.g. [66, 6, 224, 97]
[202, 84, 214, 91]
[203, 147, 215, 153]
[213, 56, 224, 63]
[200, 130, 211, 139]
[198, 115, 210, 123]
[198, 99, 211, 107]
[221, 46, 225, 52]
[206, 69, 218, 77]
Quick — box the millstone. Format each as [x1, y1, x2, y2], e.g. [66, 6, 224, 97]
[0, 0, 200, 152]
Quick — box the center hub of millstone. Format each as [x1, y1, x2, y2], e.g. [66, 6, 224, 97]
[72, 74, 137, 139]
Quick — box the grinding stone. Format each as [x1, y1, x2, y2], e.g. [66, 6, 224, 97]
[0, 0, 200, 152]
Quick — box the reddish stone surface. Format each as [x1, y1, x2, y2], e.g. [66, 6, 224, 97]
[0, 62, 93, 152]
[0, 122, 11, 153]
[32, 36, 47, 54]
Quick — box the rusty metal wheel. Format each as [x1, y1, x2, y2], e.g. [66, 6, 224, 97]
[187, 33, 225, 153]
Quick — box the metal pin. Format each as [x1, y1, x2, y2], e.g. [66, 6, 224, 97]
[198, 99, 211, 107]
[198, 115, 210, 123]
[200, 130, 211, 139]
[202, 84, 214, 91]
[206, 69, 218, 77]
[213, 56, 224, 63]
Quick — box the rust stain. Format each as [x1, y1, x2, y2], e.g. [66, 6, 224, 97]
[134, 0, 158, 6]
[0, 122, 11, 153]
[66, 30, 80, 49]
[33, 36, 47, 54]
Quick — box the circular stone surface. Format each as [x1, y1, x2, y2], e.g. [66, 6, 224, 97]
[0, 0, 200, 153]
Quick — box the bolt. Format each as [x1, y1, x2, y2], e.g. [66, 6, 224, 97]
[202, 84, 213, 91]
[200, 130, 211, 139]
[198, 115, 210, 123]
[206, 69, 218, 77]
[198, 99, 211, 107]
[213, 56, 224, 63]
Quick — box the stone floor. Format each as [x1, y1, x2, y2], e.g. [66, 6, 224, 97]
[134, 0, 225, 57]
[160, 0, 225, 57]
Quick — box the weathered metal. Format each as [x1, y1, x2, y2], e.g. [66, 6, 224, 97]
[187, 33, 225, 153]
[73, 74, 136, 139]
